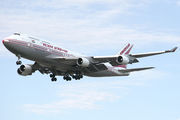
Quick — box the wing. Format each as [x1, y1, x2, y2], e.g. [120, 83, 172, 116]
[129, 47, 178, 58]
[49, 46, 177, 74]
[51, 56, 108, 73]
[51, 56, 78, 65]
[31, 62, 52, 74]
[51, 47, 178, 68]
[92, 55, 122, 66]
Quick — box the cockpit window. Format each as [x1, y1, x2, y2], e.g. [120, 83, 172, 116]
[13, 33, 20, 36]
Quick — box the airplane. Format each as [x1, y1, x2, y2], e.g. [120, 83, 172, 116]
[2, 32, 178, 82]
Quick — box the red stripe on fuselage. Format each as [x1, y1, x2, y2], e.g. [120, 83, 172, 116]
[4, 39, 74, 57]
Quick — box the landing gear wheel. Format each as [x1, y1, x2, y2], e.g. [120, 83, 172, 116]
[63, 75, 72, 81]
[16, 61, 22, 65]
[80, 75, 83, 78]
[51, 77, 57, 82]
[73, 71, 83, 80]
[50, 74, 55, 78]
[50, 73, 57, 82]
[66, 77, 71, 81]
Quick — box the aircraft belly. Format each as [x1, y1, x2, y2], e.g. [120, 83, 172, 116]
[36, 60, 77, 73]
[4, 42, 130, 76]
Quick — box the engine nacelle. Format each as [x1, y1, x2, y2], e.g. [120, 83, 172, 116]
[17, 64, 32, 76]
[77, 57, 90, 67]
[116, 56, 129, 65]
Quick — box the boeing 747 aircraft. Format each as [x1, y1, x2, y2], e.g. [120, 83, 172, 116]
[2, 32, 178, 82]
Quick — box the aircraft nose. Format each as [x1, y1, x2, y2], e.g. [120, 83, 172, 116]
[2, 39, 5, 45]
[2, 39, 7, 45]
[2, 39, 9, 46]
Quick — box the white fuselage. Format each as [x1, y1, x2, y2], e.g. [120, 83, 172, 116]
[3, 33, 129, 77]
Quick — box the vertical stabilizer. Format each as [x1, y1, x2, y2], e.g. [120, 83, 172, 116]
[116, 43, 134, 55]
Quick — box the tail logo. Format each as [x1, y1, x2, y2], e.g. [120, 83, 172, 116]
[120, 43, 130, 55]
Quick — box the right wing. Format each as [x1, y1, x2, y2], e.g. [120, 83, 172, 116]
[48, 45, 177, 73]
[129, 47, 178, 58]
[50, 46, 178, 68]
[93, 46, 178, 65]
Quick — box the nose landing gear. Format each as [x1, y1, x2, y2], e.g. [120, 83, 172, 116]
[16, 61, 22, 65]
[16, 54, 22, 65]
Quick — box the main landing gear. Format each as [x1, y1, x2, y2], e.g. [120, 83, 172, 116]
[50, 73, 57, 82]
[72, 71, 83, 80]
[63, 74, 72, 81]
[16, 54, 22, 65]
[63, 71, 83, 81]
[50, 71, 83, 82]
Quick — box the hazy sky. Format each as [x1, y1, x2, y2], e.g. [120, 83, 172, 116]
[1, 0, 180, 120]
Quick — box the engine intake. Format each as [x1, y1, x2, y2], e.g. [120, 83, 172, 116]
[77, 58, 90, 67]
[117, 56, 129, 65]
[17, 64, 32, 76]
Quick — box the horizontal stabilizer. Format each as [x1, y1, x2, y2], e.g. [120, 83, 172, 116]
[118, 67, 154, 73]
[166, 47, 178, 52]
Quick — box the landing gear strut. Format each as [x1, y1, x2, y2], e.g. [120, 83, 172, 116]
[50, 73, 57, 82]
[63, 71, 83, 81]
[16, 54, 22, 65]
[63, 73, 71, 81]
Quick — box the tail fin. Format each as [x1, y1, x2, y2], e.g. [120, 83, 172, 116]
[116, 43, 134, 55]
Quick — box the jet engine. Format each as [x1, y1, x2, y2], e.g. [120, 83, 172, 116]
[77, 58, 90, 67]
[17, 64, 32, 76]
[116, 56, 129, 65]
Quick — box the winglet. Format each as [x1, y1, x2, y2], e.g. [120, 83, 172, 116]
[165, 47, 178, 53]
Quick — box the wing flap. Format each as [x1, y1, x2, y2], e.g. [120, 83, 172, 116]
[82, 63, 108, 73]
[92, 55, 121, 66]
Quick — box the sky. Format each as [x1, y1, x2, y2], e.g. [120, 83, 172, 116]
[0, 0, 180, 120]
